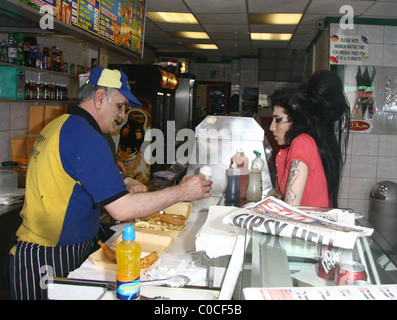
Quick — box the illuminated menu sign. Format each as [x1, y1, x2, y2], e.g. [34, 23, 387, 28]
[17, 0, 145, 57]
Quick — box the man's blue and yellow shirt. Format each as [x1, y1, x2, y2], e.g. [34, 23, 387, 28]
[15, 105, 128, 247]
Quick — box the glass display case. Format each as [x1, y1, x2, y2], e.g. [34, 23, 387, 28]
[233, 210, 397, 300]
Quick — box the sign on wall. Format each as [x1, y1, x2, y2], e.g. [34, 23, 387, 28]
[329, 34, 369, 65]
[17, 0, 145, 58]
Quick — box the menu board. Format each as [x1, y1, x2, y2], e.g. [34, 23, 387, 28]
[17, 0, 145, 57]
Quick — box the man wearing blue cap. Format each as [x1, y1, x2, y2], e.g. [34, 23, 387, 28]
[9, 67, 212, 300]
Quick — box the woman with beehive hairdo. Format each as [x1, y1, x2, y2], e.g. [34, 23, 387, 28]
[302, 70, 350, 208]
[266, 70, 350, 208]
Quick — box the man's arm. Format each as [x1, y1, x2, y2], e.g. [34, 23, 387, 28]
[104, 174, 212, 221]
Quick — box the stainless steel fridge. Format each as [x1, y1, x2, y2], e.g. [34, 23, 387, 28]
[174, 78, 196, 132]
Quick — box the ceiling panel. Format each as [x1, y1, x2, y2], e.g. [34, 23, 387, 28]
[184, 0, 247, 14]
[143, 0, 397, 59]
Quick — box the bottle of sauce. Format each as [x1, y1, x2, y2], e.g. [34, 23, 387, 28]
[225, 162, 240, 206]
[231, 148, 249, 199]
[199, 165, 212, 180]
[116, 225, 141, 300]
[246, 162, 262, 202]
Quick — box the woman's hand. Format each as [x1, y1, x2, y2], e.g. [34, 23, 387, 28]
[265, 188, 282, 199]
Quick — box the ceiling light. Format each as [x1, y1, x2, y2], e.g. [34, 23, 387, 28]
[249, 13, 302, 25]
[184, 44, 218, 50]
[168, 32, 209, 39]
[146, 12, 198, 24]
[251, 33, 292, 41]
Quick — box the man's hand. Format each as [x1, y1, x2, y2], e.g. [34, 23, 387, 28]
[178, 174, 212, 201]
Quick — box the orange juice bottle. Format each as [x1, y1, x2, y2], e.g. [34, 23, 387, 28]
[116, 225, 142, 300]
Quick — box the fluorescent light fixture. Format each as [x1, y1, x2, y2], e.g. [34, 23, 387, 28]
[249, 13, 302, 25]
[146, 12, 198, 24]
[184, 44, 218, 50]
[168, 31, 210, 39]
[251, 33, 292, 41]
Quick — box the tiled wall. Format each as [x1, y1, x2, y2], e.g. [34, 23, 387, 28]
[339, 133, 397, 218]
[330, 22, 397, 217]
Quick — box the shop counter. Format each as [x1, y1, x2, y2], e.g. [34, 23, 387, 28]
[46, 199, 397, 300]
[230, 210, 397, 300]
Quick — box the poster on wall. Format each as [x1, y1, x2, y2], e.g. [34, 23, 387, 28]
[329, 35, 369, 65]
[16, 0, 145, 57]
[114, 96, 151, 184]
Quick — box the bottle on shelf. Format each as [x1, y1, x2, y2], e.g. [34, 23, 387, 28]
[55, 83, 61, 100]
[29, 81, 36, 100]
[0, 40, 8, 62]
[29, 37, 39, 67]
[17, 33, 24, 65]
[22, 37, 31, 66]
[58, 50, 64, 71]
[41, 47, 50, 70]
[7, 32, 18, 64]
[43, 82, 50, 100]
[51, 45, 58, 71]
[116, 225, 141, 300]
[25, 79, 31, 100]
[38, 82, 44, 100]
[63, 84, 68, 100]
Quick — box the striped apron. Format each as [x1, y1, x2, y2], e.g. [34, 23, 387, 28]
[9, 240, 93, 300]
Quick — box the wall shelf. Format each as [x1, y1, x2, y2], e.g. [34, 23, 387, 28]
[0, 62, 79, 78]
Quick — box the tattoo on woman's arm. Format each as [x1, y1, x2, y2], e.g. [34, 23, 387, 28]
[284, 160, 301, 204]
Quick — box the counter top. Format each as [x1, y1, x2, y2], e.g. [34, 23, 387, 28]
[48, 196, 227, 300]
[47, 196, 397, 300]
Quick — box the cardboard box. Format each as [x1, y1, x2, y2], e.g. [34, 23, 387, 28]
[10, 134, 38, 166]
[0, 66, 25, 100]
[11, 105, 67, 165]
[28, 105, 67, 134]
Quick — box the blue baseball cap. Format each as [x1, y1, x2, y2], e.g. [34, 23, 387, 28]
[86, 67, 142, 107]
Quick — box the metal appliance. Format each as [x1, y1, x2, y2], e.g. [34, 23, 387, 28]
[186, 115, 274, 199]
[174, 78, 196, 132]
